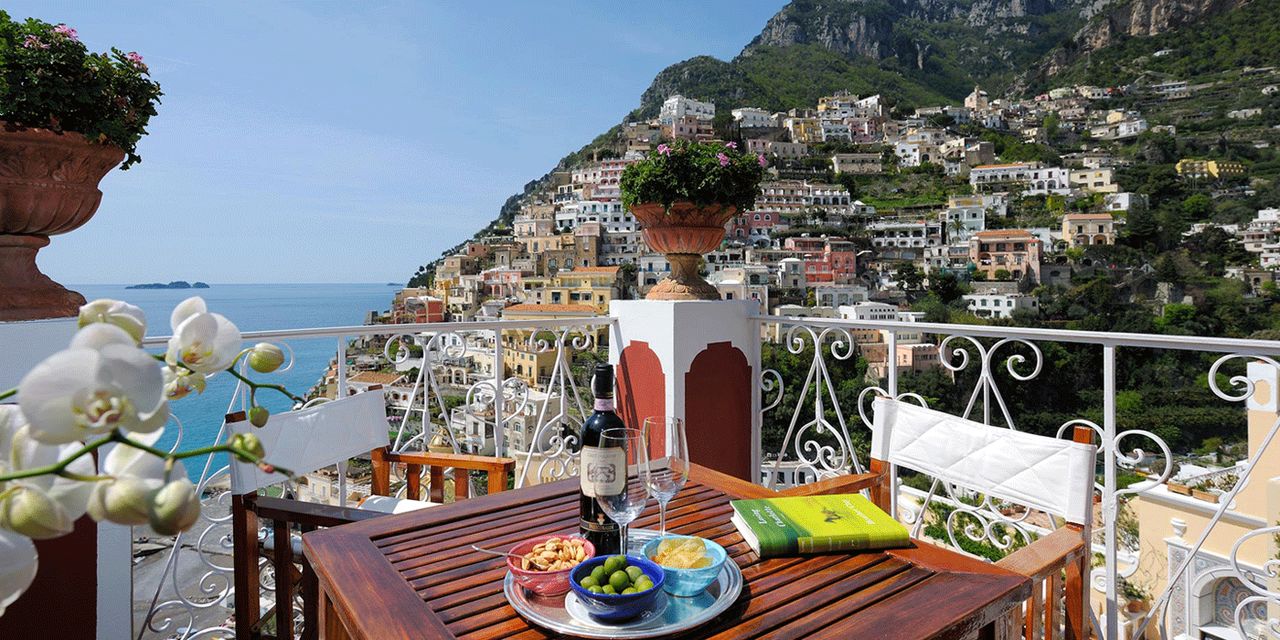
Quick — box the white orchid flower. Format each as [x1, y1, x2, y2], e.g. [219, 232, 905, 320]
[87, 430, 182, 526]
[165, 297, 242, 375]
[0, 407, 94, 540]
[162, 365, 206, 401]
[17, 325, 168, 444]
[0, 529, 36, 617]
[77, 299, 147, 344]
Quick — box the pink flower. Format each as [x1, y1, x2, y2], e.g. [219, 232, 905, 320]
[757, 153, 768, 168]
[22, 35, 48, 50]
[125, 52, 147, 69]
[53, 24, 78, 41]
[725, 141, 737, 149]
[717, 152, 730, 167]
[656, 143, 671, 156]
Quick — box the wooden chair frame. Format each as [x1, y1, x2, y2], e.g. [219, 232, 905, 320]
[228, 408, 516, 640]
[779, 426, 1095, 640]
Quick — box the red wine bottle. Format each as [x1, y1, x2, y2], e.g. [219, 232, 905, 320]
[579, 363, 623, 554]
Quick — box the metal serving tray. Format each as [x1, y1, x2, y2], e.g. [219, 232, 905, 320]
[503, 529, 744, 639]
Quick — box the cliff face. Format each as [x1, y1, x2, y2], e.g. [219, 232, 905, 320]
[1040, 0, 1250, 75]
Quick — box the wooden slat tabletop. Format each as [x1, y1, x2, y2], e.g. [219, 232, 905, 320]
[303, 464, 1030, 640]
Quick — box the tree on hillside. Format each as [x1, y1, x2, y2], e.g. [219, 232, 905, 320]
[927, 269, 966, 303]
[897, 263, 924, 291]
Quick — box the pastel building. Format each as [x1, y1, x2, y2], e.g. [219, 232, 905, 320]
[969, 229, 1042, 282]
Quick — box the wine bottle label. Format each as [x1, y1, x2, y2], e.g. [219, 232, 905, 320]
[594, 398, 614, 411]
[579, 445, 625, 497]
[580, 517, 619, 533]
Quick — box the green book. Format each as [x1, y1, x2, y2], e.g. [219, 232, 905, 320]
[729, 494, 910, 557]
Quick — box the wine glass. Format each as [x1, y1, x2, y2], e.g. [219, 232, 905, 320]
[595, 427, 648, 555]
[640, 416, 689, 539]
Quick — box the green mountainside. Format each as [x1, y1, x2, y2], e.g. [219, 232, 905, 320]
[1033, 0, 1280, 90]
[407, 0, 1273, 286]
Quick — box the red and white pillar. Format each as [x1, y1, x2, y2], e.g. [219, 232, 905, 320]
[609, 300, 761, 482]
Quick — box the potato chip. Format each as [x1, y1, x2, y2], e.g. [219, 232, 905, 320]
[650, 537, 711, 569]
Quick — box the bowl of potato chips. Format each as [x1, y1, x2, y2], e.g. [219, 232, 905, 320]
[506, 535, 595, 597]
[641, 535, 727, 597]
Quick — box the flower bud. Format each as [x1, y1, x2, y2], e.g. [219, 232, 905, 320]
[0, 487, 74, 540]
[148, 479, 200, 536]
[248, 406, 270, 428]
[247, 343, 285, 373]
[87, 477, 156, 526]
[232, 433, 266, 461]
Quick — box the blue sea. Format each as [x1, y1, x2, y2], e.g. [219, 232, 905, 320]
[73, 283, 396, 482]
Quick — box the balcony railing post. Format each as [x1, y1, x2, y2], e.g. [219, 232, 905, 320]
[493, 329, 505, 456]
[1102, 344, 1119, 640]
[336, 337, 347, 398]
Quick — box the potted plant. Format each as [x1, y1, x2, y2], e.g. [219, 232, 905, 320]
[620, 139, 766, 300]
[0, 12, 162, 320]
[1120, 578, 1151, 613]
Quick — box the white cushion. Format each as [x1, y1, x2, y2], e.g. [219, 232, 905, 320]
[227, 390, 391, 494]
[871, 397, 1095, 525]
[356, 495, 440, 514]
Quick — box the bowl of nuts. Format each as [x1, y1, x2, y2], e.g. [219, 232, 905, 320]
[506, 535, 595, 597]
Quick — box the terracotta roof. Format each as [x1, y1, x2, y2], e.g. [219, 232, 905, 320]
[974, 229, 1035, 238]
[349, 371, 404, 385]
[1062, 213, 1114, 220]
[502, 303, 598, 314]
[566, 266, 620, 274]
[972, 163, 1036, 170]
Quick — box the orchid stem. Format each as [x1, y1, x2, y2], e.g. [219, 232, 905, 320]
[0, 388, 15, 402]
[0, 434, 112, 483]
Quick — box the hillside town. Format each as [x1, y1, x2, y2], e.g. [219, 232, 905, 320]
[378, 74, 1280, 391]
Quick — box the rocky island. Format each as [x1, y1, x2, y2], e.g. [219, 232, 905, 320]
[126, 281, 210, 290]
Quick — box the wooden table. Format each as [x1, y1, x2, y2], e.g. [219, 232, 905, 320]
[303, 464, 1030, 640]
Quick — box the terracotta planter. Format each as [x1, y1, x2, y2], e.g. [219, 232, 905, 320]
[0, 125, 124, 320]
[630, 201, 736, 301]
[1125, 599, 1151, 614]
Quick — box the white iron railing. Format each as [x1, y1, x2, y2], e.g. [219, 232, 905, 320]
[134, 317, 612, 639]
[754, 313, 1280, 640]
[129, 311, 1280, 640]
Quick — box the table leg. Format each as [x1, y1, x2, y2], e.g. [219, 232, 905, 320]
[319, 589, 353, 640]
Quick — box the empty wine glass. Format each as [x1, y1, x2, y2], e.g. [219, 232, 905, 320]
[595, 427, 648, 554]
[640, 416, 689, 539]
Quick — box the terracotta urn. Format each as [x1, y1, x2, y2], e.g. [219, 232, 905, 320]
[0, 125, 124, 321]
[630, 201, 736, 301]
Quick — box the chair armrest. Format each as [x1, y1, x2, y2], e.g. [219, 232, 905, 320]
[995, 525, 1086, 580]
[374, 449, 515, 476]
[776, 472, 882, 497]
[249, 495, 385, 528]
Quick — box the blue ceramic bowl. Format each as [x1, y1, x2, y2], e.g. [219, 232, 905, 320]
[641, 535, 727, 597]
[568, 554, 665, 622]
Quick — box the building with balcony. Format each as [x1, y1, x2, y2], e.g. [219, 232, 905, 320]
[1069, 168, 1119, 194]
[1062, 212, 1117, 247]
[962, 290, 1040, 319]
[731, 107, 774, 128]
[969, 229, 1043, 282]
[970, 162, 1070, 195]
[658, 94, 714, 124]
[832, 152, 884, 175]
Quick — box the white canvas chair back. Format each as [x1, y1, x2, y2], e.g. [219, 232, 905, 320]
[227, 388, 390, 495]
[870, 397, 1095, 524]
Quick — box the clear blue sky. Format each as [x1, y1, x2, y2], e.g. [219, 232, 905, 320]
[9, 1, 786, 284]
